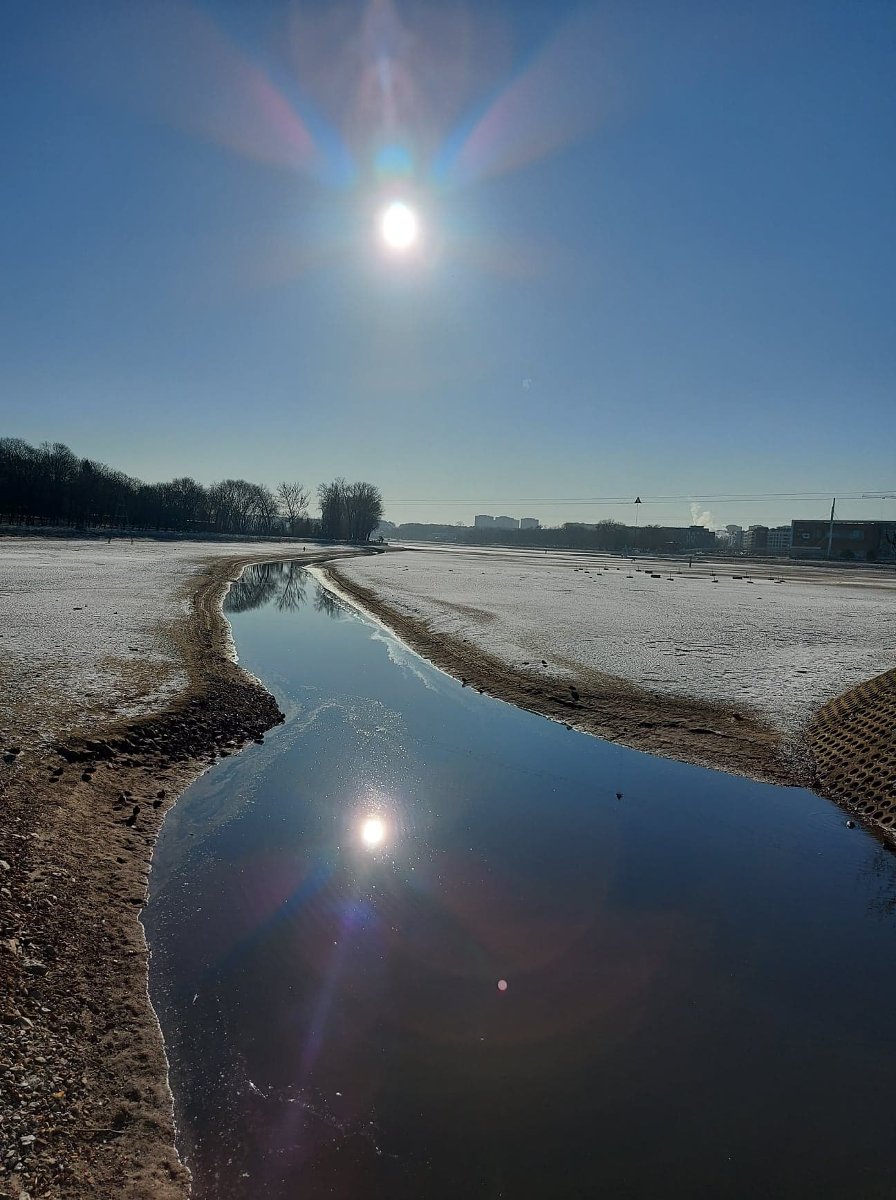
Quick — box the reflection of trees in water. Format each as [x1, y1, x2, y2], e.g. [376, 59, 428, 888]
[223, 562, 345, 618]
[224, 562, 308, 614]
[314, 584, 343, 619]
[276, 563, 308, 611]
[224, 563, 280, 612]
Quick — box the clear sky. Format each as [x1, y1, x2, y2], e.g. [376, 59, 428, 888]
[2, 0, 894, 529]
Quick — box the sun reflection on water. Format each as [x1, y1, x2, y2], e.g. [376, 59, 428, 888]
[360, 815, 387, 849]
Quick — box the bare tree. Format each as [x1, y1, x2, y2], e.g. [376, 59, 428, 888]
[318, 479, 383, 542]
[276, 481, 310, 536]
[254, 484, 280, 535]
[318, 478, 348, 539]
[346, 481, 383, 542]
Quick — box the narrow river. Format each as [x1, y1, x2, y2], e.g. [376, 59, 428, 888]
[143, 562, 896, 1199]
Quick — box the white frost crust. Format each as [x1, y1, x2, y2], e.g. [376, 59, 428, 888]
[336, 547, 896, 736]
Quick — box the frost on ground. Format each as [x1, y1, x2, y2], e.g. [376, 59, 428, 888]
[0, 538, 338, 750]
[338, 547, 896, 737]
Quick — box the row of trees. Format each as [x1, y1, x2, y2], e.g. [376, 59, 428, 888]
[380, 520, 714, 554]
[318, 479, 384, 542]
[0, 438, 382, 542]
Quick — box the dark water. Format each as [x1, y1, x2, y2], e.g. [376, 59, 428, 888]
[144, 562, 896, 1199]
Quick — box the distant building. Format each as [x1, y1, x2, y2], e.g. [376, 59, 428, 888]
[392, 523, 468, 542]
[791, 519, 896, 561]
[684, 525, 716, 550]
[520, 517, 540, 530]
[494, 515, 520, 530]
[725, 524, 744, 550]
[742, 525, 769, 552]
[474, 514, 495, 528]
[767, 525, 792, 554]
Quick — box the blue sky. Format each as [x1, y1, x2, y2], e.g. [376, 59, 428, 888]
[2, 0, 894, 528]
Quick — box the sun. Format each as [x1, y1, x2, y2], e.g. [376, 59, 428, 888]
[360, 815, 386, 849]
[380, 201, 418, 251]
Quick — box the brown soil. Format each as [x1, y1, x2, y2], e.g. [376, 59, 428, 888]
[323, 564, 797, 786]
[0, 550, 366, 1200]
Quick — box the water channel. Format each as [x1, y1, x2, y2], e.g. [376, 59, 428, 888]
[143, 562, 896, 1198]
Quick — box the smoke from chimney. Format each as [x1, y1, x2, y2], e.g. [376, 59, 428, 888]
[689, 502, 715, 529]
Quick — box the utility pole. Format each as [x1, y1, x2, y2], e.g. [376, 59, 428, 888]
[826, 497, 836, 560]
[634, 496, 641, 528]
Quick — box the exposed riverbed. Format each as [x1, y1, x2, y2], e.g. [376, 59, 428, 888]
[144, 562, 896, 1198]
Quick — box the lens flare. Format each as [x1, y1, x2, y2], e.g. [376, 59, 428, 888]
[380, 201, 418, 250]
[360, 816, 386, 848]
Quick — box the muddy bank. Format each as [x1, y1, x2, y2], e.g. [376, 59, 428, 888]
[0, 550, 365, 1200]
[324, 563, 896, 839]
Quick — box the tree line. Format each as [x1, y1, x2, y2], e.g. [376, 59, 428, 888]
[382, 520, 716, 554]
[0, 438, 383, 542]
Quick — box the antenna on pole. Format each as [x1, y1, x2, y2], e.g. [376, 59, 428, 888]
[826, 497, 836, 559]
[634, 496, 642, 528]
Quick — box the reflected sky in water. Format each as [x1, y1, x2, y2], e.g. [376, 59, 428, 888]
[145, 565, 896, 1199]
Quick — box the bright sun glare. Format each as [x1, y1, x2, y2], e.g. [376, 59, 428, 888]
[360, 816, 386, 848]
[380, 201, 418, 251]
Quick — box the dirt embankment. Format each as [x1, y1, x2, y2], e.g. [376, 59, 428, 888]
[324, 564, 896, 839]
[0, 550, 363, 1200]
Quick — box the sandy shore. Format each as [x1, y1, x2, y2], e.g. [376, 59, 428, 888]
[0, 545, 368, 1200]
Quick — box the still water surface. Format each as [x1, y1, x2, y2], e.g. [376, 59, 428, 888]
[144, 562, 896, 1198]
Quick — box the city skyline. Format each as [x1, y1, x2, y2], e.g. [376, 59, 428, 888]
[381, 493, 896, 531]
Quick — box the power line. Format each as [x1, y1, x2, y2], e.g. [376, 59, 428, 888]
[383, 489, 896, 506]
